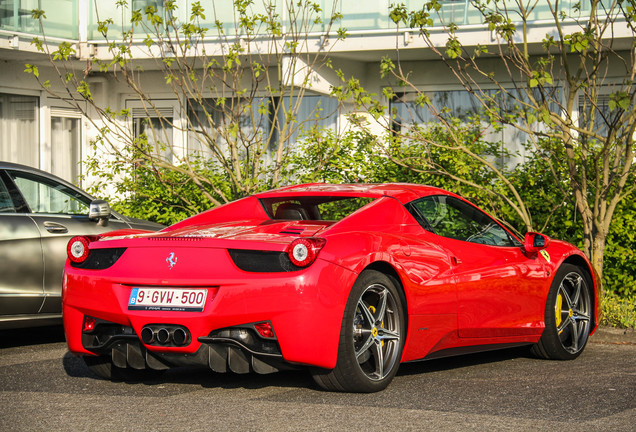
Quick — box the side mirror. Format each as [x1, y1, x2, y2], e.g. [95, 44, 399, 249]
[523, 232, 551, 254]
[89, 199, 111, 225]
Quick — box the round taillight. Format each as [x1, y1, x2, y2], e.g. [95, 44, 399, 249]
[67, 236, 91, 263]
[287, 237, 326, 267]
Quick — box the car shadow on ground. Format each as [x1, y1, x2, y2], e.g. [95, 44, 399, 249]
[0, 325, 65, 349]
[61, 345, 535, 393]
[62, 350, 315, 390]
[396, 345, 535, 376]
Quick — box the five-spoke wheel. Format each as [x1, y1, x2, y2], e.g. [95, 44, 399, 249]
[352, 283, 402, 382]
[312, 270, 405, 392]
[532, 264, 592, 360]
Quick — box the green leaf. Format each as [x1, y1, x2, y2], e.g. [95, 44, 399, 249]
[31, 9, 46, 19]
[24, 64, 39, 78]
[445, 37, 462, 59]
[76, 81, 92, 100]
[389, 5, 408, 25]
[380, 57, 395, 78]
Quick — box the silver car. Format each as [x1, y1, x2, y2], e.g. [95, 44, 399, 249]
[0, 162, 163, 329]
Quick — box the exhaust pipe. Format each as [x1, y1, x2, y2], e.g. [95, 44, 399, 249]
[156, 328, 171, 344]
[172, 328, 188, 346]
[140, 327, 155, 344]
[140, 325, 190, 346]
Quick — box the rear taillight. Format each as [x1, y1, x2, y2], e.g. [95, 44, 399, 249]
[67, 236, 93, 263]
[287, 237, 326, 267]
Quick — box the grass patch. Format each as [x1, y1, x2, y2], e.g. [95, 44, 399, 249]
[601, 292, 636, 329]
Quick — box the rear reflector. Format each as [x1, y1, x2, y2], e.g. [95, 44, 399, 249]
[254, 322, 275, 339]
[83, 316, 97, 332]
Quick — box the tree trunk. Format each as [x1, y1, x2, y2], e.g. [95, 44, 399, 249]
[583, 224, 606, 288]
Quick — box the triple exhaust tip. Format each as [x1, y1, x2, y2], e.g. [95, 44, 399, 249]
[141, 326, 189, 346]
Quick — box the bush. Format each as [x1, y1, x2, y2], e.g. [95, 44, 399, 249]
[83, 145, 235, 226]
[603, 196, 636, 298]
[601, 292, 636, 329]
[86, 125, 635, 328]
[106, 163, 228, 226]
[290, 128, 636, 307]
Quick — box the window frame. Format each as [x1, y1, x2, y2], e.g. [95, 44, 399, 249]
[407, 194, 521, 247]
[4, 169, 92, 216]
[126, 99, 184, 163]
[49, 106, 83, 185]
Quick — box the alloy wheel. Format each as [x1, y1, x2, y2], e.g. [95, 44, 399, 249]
[352, 283, 401, 381]
[555, 271, 591, 354]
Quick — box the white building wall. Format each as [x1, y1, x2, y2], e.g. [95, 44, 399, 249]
[0, 1, 632, 194]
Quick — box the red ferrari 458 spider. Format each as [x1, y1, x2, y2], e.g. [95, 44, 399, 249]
[63, 183, 599, 392]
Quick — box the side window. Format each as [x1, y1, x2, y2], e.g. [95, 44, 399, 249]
[8, 171, 90, 215]
[0, 178, 16, 213]
[409, 195, 516, 247]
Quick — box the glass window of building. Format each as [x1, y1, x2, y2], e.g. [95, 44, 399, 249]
[0, 93, 39, 167]
[129, 104, 176, 164]
[389, 89, 561, 169]
[50, 108, 82, 185]
[187, 94, 338, 161]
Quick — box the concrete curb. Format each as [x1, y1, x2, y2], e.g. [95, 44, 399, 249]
[590, 326, 636, 345]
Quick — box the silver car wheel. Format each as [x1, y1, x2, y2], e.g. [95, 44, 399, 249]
[352, 283, 401, 381]
[555, 271, 591, 354]
[311, 269, 405, 392]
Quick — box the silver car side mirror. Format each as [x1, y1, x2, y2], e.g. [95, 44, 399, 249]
[89, 200, 111, 225]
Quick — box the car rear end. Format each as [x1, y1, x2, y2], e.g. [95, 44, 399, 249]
[62, 222, 357, 374]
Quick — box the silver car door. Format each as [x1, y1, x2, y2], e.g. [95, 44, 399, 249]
[0, 172, 45, 318]
[6, 170, 130, 315]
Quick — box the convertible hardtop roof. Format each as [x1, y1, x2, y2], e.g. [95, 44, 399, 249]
[163, 182, 463, 234]
[255, 183, 450, 204]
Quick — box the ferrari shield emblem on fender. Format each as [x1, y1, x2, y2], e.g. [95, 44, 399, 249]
[166, 252, 178, 269]
[540, 250, 551, 263]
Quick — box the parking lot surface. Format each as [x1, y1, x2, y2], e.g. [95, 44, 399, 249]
[0, 326, 634, 431]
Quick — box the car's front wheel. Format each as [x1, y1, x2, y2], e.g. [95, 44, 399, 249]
[532, 264, 592, 360]
[312, 270, 406, 392]
[83, 355, 164, 381]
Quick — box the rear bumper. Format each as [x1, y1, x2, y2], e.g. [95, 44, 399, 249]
[63, 258, 357, 370]
[71, 317, 291, 374]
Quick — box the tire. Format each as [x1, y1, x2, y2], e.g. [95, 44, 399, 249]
[531, 264, 592, 360]
[83, 355, 164, 381]
[312, 270, 406, 392]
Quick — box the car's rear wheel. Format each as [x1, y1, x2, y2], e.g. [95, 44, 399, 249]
[83, 355, 164, 381]
[532, 264, 592, 360]
[312, 270, 405, 392]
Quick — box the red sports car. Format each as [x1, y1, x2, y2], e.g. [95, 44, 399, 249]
[63, 183, 599, 392]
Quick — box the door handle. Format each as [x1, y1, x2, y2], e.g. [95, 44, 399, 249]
[451, 256, 462, 266]
[43, 221, 69, 234]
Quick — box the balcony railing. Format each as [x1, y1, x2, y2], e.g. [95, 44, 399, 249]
[0, 0, 604, 42]
[0, 0, 77, 39]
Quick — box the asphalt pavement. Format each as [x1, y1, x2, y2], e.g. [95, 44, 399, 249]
[591, 326, 636, 344]
[0, 325, 633, 431]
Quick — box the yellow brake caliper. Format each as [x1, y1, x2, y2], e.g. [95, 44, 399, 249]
[368, 305, 384, 346]
[555, 293, 563, 329]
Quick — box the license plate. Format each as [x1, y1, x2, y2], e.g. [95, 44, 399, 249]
[128, 288, 208, 312]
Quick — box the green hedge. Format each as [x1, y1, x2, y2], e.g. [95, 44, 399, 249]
[288, 128, 636, 301]
[86, 127, 635, 303]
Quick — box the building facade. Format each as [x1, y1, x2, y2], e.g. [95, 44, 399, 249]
[0, 0, 630, 187]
